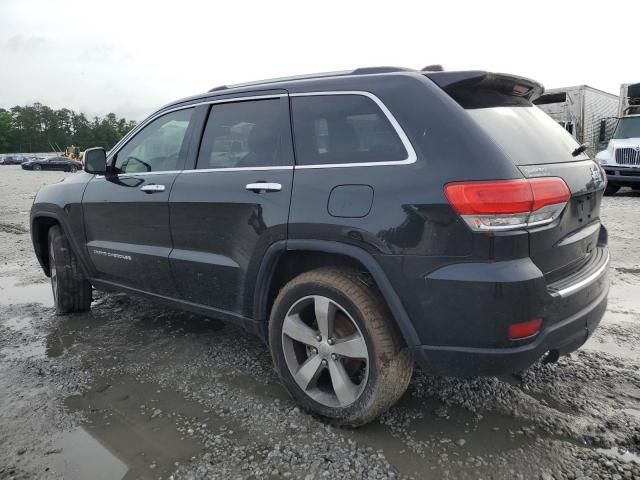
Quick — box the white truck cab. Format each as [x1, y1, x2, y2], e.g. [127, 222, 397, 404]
[596, 84, 640, 195]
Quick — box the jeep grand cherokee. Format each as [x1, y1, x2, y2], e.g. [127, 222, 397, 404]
[30, 67, 610, 426]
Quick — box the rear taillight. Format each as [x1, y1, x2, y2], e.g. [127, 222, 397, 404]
[444, 177, 570, 231]
[508, 318, 543, 340]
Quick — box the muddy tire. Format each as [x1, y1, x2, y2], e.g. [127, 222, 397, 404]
[269, 267, 413, 427]
[48, 225, 92, 314]
[604, 183, 620, 196]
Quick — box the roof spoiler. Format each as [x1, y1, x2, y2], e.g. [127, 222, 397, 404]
[425, 71, 544, 101]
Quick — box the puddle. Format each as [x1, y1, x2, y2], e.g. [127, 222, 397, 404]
[0, 276, 53, 307]
[56, 377, 229, 479]
[50, 428, 129, 480]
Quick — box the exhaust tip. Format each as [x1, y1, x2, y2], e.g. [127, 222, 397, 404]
[543, 350, 560, 364]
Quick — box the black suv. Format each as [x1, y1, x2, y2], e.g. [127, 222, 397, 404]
[30, 67, 610, 426]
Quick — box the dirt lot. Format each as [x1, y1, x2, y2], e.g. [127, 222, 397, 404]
[1, 165, 639, 479]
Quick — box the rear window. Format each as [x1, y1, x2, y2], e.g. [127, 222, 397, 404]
[466, 105, 588, 165]
[291, 95, 408, 165]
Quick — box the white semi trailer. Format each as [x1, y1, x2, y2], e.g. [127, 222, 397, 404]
[533, 85, 619, 156]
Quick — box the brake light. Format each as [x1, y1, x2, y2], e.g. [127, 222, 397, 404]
[444, 178, 570, 231]
[509, 318, 542, 340]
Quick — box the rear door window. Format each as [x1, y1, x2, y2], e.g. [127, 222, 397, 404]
[291, 94, 408, 165]
[196, 98, 293, 169]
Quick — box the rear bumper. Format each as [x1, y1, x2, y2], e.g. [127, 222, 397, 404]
[410, 284, 607, 376]
[403, 243, 610, 377]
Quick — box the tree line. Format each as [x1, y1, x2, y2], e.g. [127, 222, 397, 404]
[0, 103, 138, 154]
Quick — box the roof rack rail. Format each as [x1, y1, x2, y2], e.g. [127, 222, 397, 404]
[421, 65, 444, 72]
[207, 65, 433, 92]
[208, 70, 351, 92]
[351, 66, 415, 75]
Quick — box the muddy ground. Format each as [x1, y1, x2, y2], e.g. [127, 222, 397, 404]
[0, 165, 639, 480]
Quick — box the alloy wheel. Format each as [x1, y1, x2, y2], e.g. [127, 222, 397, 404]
[281, 295, 369, 408]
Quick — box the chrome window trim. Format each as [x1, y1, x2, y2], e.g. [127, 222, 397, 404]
[94, 170, 182, 180]
[183, 165, 293, 174]
[290, 91, 417, 169]
[98, 90, 417, 177]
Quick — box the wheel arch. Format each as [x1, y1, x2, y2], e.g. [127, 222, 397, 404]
[31, 213, 90, 279]
[31, 214, 61, 276]
[254, 240, 420, 347]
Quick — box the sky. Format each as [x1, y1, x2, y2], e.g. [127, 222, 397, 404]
[0, 0, 637, 121]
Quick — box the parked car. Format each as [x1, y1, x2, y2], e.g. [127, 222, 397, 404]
[30, 67, 610, 426]
[21, 156, 81, 172]
[0, 155, 29, 165]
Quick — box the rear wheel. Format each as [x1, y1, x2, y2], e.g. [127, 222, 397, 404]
[33, 164, 42, 171]
[269, 268, 412, 426]
[604, 183, 620, 196]
[48, 225, 92, 314]
[70, 165, 78, 173]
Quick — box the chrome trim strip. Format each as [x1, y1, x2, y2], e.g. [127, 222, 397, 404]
[554, 250, 610, 298]
[182, 166, 293, 174]
[290, 91, 417, 169]
[100, 90, 416, 175]
[94, 170, 181, 179]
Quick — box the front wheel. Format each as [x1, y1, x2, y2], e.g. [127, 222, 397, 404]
[33, 164, 42, 171]
[269, 268, 412, 426]
[70, 165, 78, 173]
[48, 225, 92, 314]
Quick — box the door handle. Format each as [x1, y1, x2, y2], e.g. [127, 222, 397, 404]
[140, 184, 166, 193]
[245, 182, 282, 193]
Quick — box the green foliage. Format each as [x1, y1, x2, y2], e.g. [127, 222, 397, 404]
[0, 110, 13, 151]
[0, 103, 137, 153]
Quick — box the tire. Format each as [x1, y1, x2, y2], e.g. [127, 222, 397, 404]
[70, 165, 78, 173]
[604, 183, 620, 196]
[269, 267, 413, 426]
[48, 225, 92, 314]
[33, 164, 42, 171]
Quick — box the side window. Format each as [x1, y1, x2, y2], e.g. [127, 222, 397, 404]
[114, 109, 193, 174]
[291, 95, 408, 165]
[197, 99, 293, 169]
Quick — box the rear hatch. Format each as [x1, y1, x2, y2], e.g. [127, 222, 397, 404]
[428, 71, 606, 280]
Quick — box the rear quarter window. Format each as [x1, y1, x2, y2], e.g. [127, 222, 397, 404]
[291, 94, 408, 165]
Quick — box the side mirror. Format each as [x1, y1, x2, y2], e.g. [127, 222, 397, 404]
[599, 120, 607, 143]
[84, 147, 107, 175]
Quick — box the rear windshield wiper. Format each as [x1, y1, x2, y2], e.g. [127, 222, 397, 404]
[572, 143, 589, 157]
